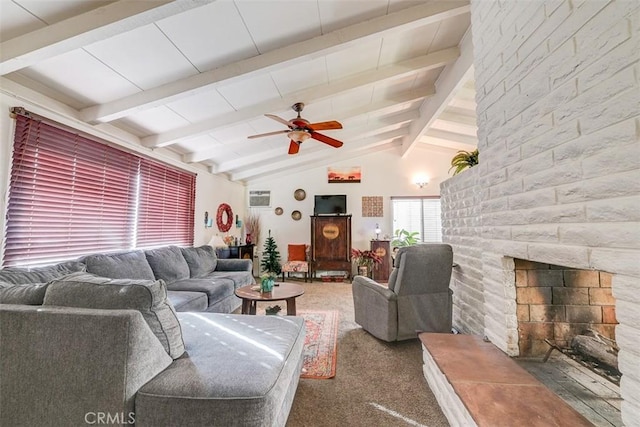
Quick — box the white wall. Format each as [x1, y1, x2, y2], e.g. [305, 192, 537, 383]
[443, 0, 639, 423]
[1, 85, 455, 264]
[0, 98, 14, 245]
[0, 93, 245, 261]
[194, 172, 246, 247]
[440, 166, 484, 336]
[245, 144, 455, 261]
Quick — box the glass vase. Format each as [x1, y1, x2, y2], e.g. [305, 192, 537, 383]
[357, 265, 369, 278]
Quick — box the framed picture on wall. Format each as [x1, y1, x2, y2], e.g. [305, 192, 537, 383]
[327, 166, 361, 183]
[362, 196, 383, 217]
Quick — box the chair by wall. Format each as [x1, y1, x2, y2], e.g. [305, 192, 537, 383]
[281, 244, 309, 282]
[352, 244, 453, 341]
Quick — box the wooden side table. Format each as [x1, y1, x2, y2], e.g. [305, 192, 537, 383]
[217, 244, 254, 259]
[235, 283, 305, 315]
[371, 240, 391, 282]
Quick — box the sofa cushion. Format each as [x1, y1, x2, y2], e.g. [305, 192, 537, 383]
[135, 313, 306, 426]
[180, 245, 217, 278]
[204, 271, 255, 289]
[83, 250, 155, 281]
[166, 278, 235, 309]
[0, 282, 48, 305]
[0, 305, 173, 426]
[215, 258, 252, 272]
[145, 246, 190, 284]
[0, 261, 86, 284]
[43, 272, 185, 359]
[167, 290, 208, 312]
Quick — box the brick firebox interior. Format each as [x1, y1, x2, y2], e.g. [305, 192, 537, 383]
[515, 259, 617, 357]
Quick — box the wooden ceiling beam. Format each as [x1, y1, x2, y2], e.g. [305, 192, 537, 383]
[420, 136, 477, 152]
[430, 118, 477, 137]
[400, 29, 474, 157]
[422, 129, 478, 146]
[230, 129, 407, 181]
[185, 108, 418, 164]
[0, 0, 214, 75]
[241, 143, 400, 184]
[142, 48, 457, 148]
[79, 1, 469, 123]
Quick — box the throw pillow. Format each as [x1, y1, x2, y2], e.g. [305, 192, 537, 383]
[180, 246, 218, 278]
[82, 250, 156, 281]
[43, 272, 185, 359]
[145, 246, 190, 284]
[288, 244, 307, 262]
[0, 281, 48, 305]
[0, 261, 86, 284]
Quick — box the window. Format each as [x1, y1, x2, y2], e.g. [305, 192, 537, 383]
[2, 112, 195, 267]
[391, 197, 442, 243]
[136, 158, 196, 248]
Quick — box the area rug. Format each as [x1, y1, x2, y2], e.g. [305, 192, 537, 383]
[299, 309, 339, 379]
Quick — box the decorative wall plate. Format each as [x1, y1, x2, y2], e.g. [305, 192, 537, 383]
[294, 189, 306, 201]
[274, 207, 283, 215]
[291, 210, 302, 221]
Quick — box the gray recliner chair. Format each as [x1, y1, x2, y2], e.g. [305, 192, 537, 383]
[352, 244, 453, 341]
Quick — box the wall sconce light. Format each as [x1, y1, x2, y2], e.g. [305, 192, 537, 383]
[375, 224, 381, 240]
[414, 174, 429, 189]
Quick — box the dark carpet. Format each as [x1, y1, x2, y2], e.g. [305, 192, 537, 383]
[283, 280, 449, 427]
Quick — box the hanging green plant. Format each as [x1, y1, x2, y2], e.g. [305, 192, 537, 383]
[449, 149, 479, 175]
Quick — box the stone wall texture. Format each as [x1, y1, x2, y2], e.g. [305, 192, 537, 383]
[441, 0, 640, 423]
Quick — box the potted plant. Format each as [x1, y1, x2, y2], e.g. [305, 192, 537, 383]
[244, 212, 261, 245]
[351, 248, 382, 278]
[260, 230, 281, 291]
[260, 272, 276, 293]
[449, 149, 479, 175]
[391, 229, 420, 247]
[223, 235, 235, 246]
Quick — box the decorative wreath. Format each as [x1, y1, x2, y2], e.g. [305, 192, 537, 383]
[216, 203, 233, 232]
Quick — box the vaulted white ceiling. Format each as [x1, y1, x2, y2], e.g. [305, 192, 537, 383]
[0, 0, 477, 184]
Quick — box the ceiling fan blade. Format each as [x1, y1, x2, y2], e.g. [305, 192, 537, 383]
[308, 120, 342, 131]
[247, 130, 289, 139]
[288, 140, 300, 155]
[265, 114, 292, 127]
[311, 132, 343, 148]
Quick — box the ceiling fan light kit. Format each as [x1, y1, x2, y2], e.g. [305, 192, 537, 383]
[247, 102, 344, 155]
[288, 130, 311, 142]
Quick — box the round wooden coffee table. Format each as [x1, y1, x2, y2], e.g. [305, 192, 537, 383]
[235, 283, 305, 315]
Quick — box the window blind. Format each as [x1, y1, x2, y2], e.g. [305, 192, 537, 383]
[3, 113, 196, 267]
[391, 197, 442, 243]
[136, 158, 195, 248]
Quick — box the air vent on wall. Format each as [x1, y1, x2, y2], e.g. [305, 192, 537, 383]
[249, 190, 271, 208]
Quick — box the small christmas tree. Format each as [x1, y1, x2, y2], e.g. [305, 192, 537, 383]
[260, 229, 281, 276]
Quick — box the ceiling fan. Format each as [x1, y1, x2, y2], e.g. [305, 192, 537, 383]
[247, 102, 343, 154]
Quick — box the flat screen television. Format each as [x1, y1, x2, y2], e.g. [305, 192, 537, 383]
[314, 195, 347, 215]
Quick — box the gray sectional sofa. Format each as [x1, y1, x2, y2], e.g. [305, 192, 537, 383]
[0, 245, 306, 426]
[81, 245, 255, 313]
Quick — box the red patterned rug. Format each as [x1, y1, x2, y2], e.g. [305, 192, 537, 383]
[299, 310, 339, 379]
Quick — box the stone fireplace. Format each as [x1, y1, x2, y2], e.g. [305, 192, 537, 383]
[440, 0, 639, 423]
[514, 259, 616, 357]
